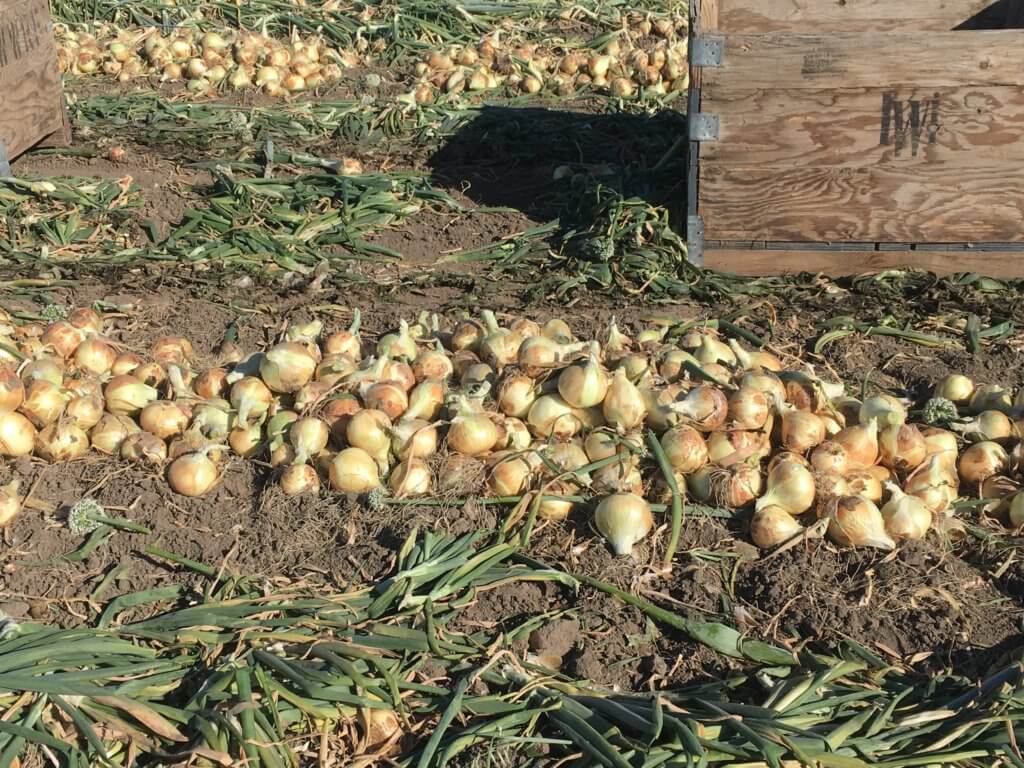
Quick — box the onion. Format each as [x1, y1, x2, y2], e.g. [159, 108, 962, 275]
[859, 395, 906, 427]
[135, 362, 166, 387]
[1009, 492, 1024, 528]
[958, 441, 1008, 485]
[106, 375, 159, 416]
[617, 353, 653, 387]
[660, 425, 708, 473]
[692, 334, 735, 367]
[73, 335, 116, 375]
[22, 358, 64, 387]
[558, 342, 608, 408]
[881, 483, 932, 541]
[602, 368, 647, 431]
[478, 311, 521, 369]
[403, 379, 445, 422]
[64, 394, 104, 429]
[601, 318, 631, 362]
[41, 321, 85, 358]
[814, 472, 849, 513]
[934, 374, 974, 404]
[391, 419, 439, 460]
[168, 451, 219, 497]
[290, 417, 329, 464]
[90, 413, 139, 454]
[140, 401, 189, 440]
[190, 401, 232, 439]
[150, 336, 193, 366]
[779, 408, 825, 453]
[0, 479, 21, 528]
[707, 430, 770, 468]
[905, 454, 958, 515]
[690, 465, 762, 508]
[228, 422, 264, 458]
[389, 458, 432, 497]
[750, 505, 802, 549]
[377, 319, 419, 361]
[260, 342, 317, 393]
[451, 319, 483, 352]
[970, 383, 1012, 414]
[230, 376, 273, 424]
[518, 335, 583, 377]
[34, 419, 88, 461]
[740, 371, 787, 409]
[756, 459, 815, 514]
[316, 353, 358, 385]
[528, 394, 584, 440]
[824, 495, 895, 550]
[594, 493, 654, 556]
[954, 410, 1012, 442]
[0, 411, 36, 456]
[412, 346, 454, 381]
[658, 349, 698, 383]
[460, 363, 495, 390]
[727, 387, 770, 430]
[728, 339, 782, 372]
[329, 447, 381, 493]
[363, 382, 408, 421]
[383, 358, 416, 392]
[448, 398, 499, 456]
[487, 451, 537, 495]
[498, 417, 532, 450]
[68, 306, 103, 333]
[922, 427, 959, 457]
[667, 385, 726, 433]
[324, 311, 363, 357]
[20, 380, 68, 426]
[810, 441, 848, 475]
[878, 423, 927, 472]
[544, 441, 589, 476]
[347, 409, 393, 468]
[833, 418, 879, 470]
[844, 469, 883, 504]
[281, 463, 320, 495]
[321, 394, 361, 444]
[497, 374, 538, 418]
[195, 368, 229, 399]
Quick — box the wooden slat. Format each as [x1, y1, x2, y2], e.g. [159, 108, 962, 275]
[699, 163, 1024, 242]
[704, 247, 1024, 277]
[700, 0, 720, 33]
[702, 86, 1024, 167]
[718, 0, 994, 33]
[703, 31, 1024, 90]
[0, 0, 66, 161]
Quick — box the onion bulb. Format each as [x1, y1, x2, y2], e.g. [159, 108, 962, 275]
[487, 451, 537, 496]
[478, 311, 521, 369]
[955, 410, 1012, 442]
[0, 479, 21, 527]
[150, 336, 194, 366]
[905, 454, 957, 515]
[377, 319, 419, 361]
[64, 395, 103, 430]
[347, 409, 393, 468]
[878, 423, 927, 472]
[779, 408, 826, 454]
[922, 427, 959, 458]
[740, 371, 787, 409]
[106, 375, 159, 416]
[518, 335, 583, 377]
[403, 379, 445, 422]
[669, 385, 728, 432]
[0, 411, 35, 456]
[229, 422, 264, 458]
[230, 376, 273, 425]
[140, 401, 189, 440]
[814, 472, 849, 512]
[450, 319, 483, 352]
[497, 374, 538, 418]
[750, 505, 802, 549]
[195, 368, 229, 399]
[260, 342, 317, 393]
[90, 413, 139, 454]
[594, 493, 654, 556]
[727, 387, 770, 430]
[558, 342, 608, 409]
[706, 429, 770, 468]
[168, 451, 219, 497]
[448, 397, 499, 456]
[881, 483, 932, 541]
[1009, 492, 1024, 528]
[412, 345, 454, 381]
[389, 458, 432, 497]
[290, 417, 329, 464]
[34, 419, 88, 462]
[67, 306, 103, 333]
[41, 321, 85, 358]
[329, 447, 381, 493]
[281, 463, 320, 495]
[833, 418, 879, 470]
[73, 335, 116, 376]
[860, 395, 906, 427]
[810, 441, 848, 475]
[363, 381, 408, 421]
[660, 425, 708, 473]
[324, 309, 362, 358]
[22, 358, 64, 387]
[728, 339, 782, 372]
[934, 374, 974, 404]
[756, 459, 815, 514]
[0, 366, 24, 414]
[391, 419, 439, 461]
[970, 384, 1012, 415]
[844, 469, 883, 505]
[528, 394, 584, 440]
[602, 368, 647, 432]
[825, 495, 895, 549]
[20, 380, 69, 426]
[958, 441, 1008, 485]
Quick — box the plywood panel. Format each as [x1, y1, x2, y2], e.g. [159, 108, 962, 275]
[703, 31, 1024, 90]
[699, 163, 1024, 242]
[718, 0, 993, 33]
[0, 0, 66, 160]
[704, 247, 1024, 277]
[702, 86, 1024, 166]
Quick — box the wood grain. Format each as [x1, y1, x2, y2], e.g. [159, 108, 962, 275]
[704, 30, 1024, 90]
[702, 86, 1024, 166]
[718, 0, 994, 33]
[690, 0, 719, 90]
[704, 247, 1024, 277]
[0, 0, 66, 160]
[699, 163, 1024, 242]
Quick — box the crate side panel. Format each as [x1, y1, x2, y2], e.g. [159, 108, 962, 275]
[699, 162, 1024, 242]
[703, 31, 1024, 90]
[703, 247, 1024, 277]
[718, 0, 994, 33]
[702, 86, 1024, 166]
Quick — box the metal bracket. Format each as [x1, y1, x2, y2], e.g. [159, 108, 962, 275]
[0, 142, 9, 177]
[691, 36, 724, 67]
[687, 216, 705, 267]
[689, 113, 719, 141]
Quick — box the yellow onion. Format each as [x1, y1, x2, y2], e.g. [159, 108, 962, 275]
[230, 376, 273, 424]
[324, 312, 362, 357]
[844, 469, 883, 504]
[739, 371, 787, 409]
[859, 395, 906, 427]
[982, 474, 1019, 501]
[690, 465, 762, 508]
[412, 346, 454, 381]
[478, 311, 521, 369]
[403, 379, 445, 422]
[0, 411, 36, 456]
[810, 442, 848, 475]
[168, 451, 219, 497]
[528, 394, 584, 440]
[389, 458, 432, 497]
[450, 319, 483, 352]
[140, 401, 189, 440]
[90, 413, 139, 454]
[377, 319, 419, 361]
[228, 422, 264, 458]
[707, 430, 770, 468]
[543, 318, 573, 343]
[316, 353, 358, 385]
[692, 334, 735, 367]
[261, 342, 317, 393]
[498, 417, 532, 450]
[955, 410, 1012, 442]
[603, 368, 647, 431]
[150, 336, 193, 366]
[958, 441, 1008, 485]
[448, 398, 499, 456]
[41, 321, 85, 358]
[922, 427, 959, 457]
[322, 394, 361, 443]
[660, 425, 708, 473]
[35, 419, 89, 462]
[487, 451, 538, 496]
[68, 306, 103, 334]
[539, 479, 577, 520]
[497, 374, 537, 418]
[195, 368, 229, 399]
[728, 339, 783, 372]
[878, 423, 927, 472]
[0, 479, 21, 527]
[727, 387, 770, 430]
[460, 363, 495, 390]
[72, 335, 116, 375]
[594, 493, 654, 556]
[669, 385, 728, 432]
[934, 374, 974, 404]
[518, 335, 584, 377]
[135, 362, 166, 387]
[658, 349, 698, 383]
[756, 459, 815, 514]
[389, 418, 436, 460]
[190, 401, 232, 439]
[544, 441, 589, 476]
[363, 381, 408, 421]
[825, 496, 895, 550]
[347, 409, 393, 468]
[814, 472, 850, 512]
[970, 383, 1012, 414]
[0, 366, 24, 414]
[20, 380, 69, 426]
[22, 357, 64, 387]
[905, 454, 957, 515]
[558, 342, 608, 409]
[290, 417, 329, 464]
[329, 447, 381, 493]
[281, 463, 320, 495]
[106, 375, 159, 416]
[750, 505, 802, 549]
[64, 394, 103, 430]
[833, 418, 879, 470]
[881, 483, 932, 541]
[779, 408, 826, 453]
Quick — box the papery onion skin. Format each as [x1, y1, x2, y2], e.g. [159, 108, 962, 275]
[594, 493, 654, 556]
[825, 495, 895, 550]
[750, 505, 802, 549]
[0, 411, 36, 457]
[329, 447, 381, 493]
[280, 463, 320, 495]
[168, 452, 220, 497]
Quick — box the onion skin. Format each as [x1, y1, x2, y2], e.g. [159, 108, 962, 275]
[280, 464, 320, 495]
[750, 505, 802, 549]
[660, 425, 708, 473]
[329, 447, 381, 493]
[168, 453, 220, 497]
[825, 495, 895, 550]
[594, 493, 654, 556]
[0, 411, 36, 456]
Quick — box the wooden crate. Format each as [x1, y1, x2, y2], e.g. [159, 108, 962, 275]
[0, 0, 69, 173]
[686, 0, 1024, 276]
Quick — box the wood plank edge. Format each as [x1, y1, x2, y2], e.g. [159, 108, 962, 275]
[703, 248, 1024, 278]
